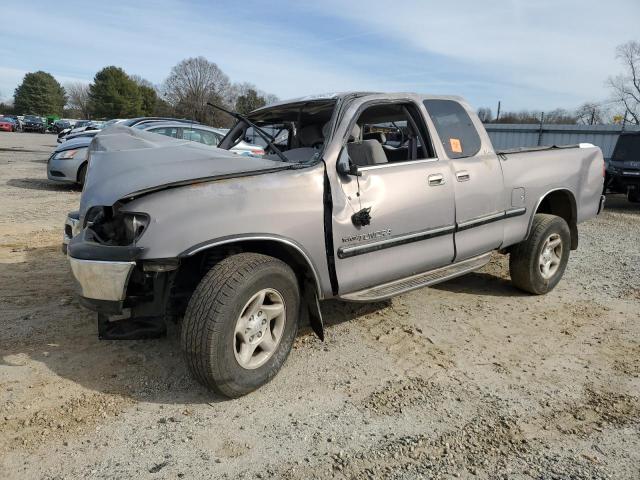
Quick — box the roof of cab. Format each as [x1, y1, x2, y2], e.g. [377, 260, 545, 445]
[252, 92, 467, 113]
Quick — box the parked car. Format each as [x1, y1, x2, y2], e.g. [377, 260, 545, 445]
[22, 115, 46, 133]
[58, 121, 104, 143]
[53, 119, 72, 133]
[0, 116, 17, 132]
[57, 118, 201, 143]
[2, 114, 22, 131]
[47, 136, 92, 186]
[65, 92, 605, 397]
[605, 131, 640, 202]
[141, 122, 265, 155]
[49, 119, 208, 186]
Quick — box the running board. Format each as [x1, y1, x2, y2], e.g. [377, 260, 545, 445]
[339, 252, 492, 302]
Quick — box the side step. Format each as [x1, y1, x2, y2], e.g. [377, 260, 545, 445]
[339, 252, 492, 302]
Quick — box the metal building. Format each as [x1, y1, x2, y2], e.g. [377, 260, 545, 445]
[485, 124, 640, 162]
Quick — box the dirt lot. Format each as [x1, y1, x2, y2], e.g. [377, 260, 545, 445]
[1, 131, 639, 479]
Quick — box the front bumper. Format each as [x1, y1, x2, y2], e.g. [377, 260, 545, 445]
[69, 257, 136, 302]
[48, 156, 83, 184]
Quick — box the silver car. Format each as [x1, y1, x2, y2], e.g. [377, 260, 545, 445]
[47, 136, 92, 185]
[49, 122, 264, 187]
[136, 122, 265, 156]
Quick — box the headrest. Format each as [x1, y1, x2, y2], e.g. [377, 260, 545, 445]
[348, 123, 361, 142]
[298, 124, 323, 146]
[363, 132, 386, 144]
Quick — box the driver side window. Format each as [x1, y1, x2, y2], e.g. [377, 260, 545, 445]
[347, 102, 435, 167]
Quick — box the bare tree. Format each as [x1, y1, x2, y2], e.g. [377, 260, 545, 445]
[477, 107, 493, 123]
[544, 108, 577, 124]
[574, 102, 607, 125]
[65, 82, 91, 118]
[161, 57, 231, 125]
[608, 41, 640, 125]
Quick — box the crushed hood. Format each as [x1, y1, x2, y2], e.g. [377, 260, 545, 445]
[79, 125, 288, 216]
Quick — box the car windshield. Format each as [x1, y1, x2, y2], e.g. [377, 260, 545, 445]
[225, 99, 337, 163]
[25, 116, 41, 122]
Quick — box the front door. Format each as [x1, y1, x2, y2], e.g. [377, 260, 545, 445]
[331, 100, 456, 295]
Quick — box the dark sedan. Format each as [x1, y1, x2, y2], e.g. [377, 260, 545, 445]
[22, 115, 46, 133]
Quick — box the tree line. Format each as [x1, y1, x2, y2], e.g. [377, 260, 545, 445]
[1, 57, 277, 126]
[3, 40, 640, 126]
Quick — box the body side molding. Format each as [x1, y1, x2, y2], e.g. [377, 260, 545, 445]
[336, 208, 527, 259]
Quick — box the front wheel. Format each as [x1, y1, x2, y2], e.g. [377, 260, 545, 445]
[181, 253, 300, 398]
[509, 214, 571, 295]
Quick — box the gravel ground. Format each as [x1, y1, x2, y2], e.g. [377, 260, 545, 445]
[1, 131, 639, 479]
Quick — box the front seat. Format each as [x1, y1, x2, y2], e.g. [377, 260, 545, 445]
[347, 125, 388, 166]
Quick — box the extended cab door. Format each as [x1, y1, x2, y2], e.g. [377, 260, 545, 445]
[423, 99, 508, 261]
[331, 100, 456, 295]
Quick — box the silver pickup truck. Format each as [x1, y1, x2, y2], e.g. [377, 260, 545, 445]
[66, 92, 605, 397]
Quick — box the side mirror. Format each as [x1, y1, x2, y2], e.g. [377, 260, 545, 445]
[336, 148, 361, 177]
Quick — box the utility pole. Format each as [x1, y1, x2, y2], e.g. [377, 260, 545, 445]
[537, 112, 545, 146]
[496, 101, 501, 122]
[590, 107, 596, 125]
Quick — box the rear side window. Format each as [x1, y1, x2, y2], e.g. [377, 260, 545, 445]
[423, 99, 481, 159]
[149, 126, 179, 138]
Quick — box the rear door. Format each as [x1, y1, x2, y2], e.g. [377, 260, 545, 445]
[423, 99, 507, 261]
[331, 100, 456, 294]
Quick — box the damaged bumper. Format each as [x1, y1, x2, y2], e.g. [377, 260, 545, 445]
[69, 257, 135, 303]
[67, 230, 144, 314]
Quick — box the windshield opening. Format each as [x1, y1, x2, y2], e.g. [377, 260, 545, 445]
[224, 99, 337, 163]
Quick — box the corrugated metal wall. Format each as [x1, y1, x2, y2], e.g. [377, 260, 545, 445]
[485, 124, 640, 161]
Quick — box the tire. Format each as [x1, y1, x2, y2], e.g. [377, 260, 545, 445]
[628, 191, 640, 203]
[181, 253, 300, 398]
[77, 163, 87, 187]
[509, 214, 571, 295]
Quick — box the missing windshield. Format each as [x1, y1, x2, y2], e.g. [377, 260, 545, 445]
[220, 99, 337, 164]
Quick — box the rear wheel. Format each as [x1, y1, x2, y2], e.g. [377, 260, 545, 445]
[181, 253, 300, 398]
[509, 214, 570, 295]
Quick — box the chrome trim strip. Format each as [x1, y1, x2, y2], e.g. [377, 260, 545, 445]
[504, 207, 527, 218]
[359, 157, 439, 171]
[456, 211, 505, 231]
[337, 224, 455, 259]
[182, 235, 324, 299]
[337, 207, 528, 260]
[457, 207, 527, 232]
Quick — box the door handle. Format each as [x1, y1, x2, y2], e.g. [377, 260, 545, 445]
[428, 173, 445, 186]
[456, 170, 470, 182]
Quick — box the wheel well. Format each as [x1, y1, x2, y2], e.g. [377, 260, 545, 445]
[169, 239, 320, 319]
[77, 161, 87, 183]
[534, 190, 578, 249]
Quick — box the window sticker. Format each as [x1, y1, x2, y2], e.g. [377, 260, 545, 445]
[449, 138, 462, 153]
